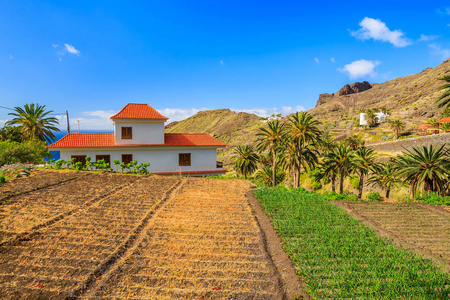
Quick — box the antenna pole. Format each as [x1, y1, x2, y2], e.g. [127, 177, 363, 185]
[66, 111, 70, 133]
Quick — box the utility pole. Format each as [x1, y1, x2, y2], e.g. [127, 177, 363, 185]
[66, 111, 70, 133]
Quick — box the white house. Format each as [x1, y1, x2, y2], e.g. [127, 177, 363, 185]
[359, 112, 389, 126]
[47, 103, 227, 175]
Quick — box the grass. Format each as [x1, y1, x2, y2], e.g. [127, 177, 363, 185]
[254, 187, 450, 299]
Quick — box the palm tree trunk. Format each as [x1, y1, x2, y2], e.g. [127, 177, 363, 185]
[272, 149, 276, 187]
[409, 183, 415, 199]
[331, 176, 336, 192]
[339, 174, 344, 194]
[357, 174, 364, 199]
[386, 188, 390, 199]
[294, 154, 301, 189]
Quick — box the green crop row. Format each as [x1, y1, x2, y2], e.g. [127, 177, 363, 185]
[254, 188, 450, 299]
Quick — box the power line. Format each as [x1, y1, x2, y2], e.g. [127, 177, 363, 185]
[0, 105, 14, 111]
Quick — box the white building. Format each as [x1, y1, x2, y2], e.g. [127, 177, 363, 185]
[47, 103, 227, 175]
[359, 112, 389, 126]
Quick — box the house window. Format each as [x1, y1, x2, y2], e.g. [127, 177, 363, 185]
[179, 153, 191, 166]
[71, 155, 86, 167]
[121, 127, 132, 139]
[122, 154, 133, 165]
[96, 155, 111, 165]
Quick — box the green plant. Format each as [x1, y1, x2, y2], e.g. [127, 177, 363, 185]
[253, 188, 450, 298]
[5, 103, 60, 142]
[414, 192, 450, 206]
[0, 140, 53, 165]
[74, 162, 83, 171]
[85, 156, 92, 170]
[231, 145, 259, 179]
[367, 191, 382, 202]
[55, 159, 65, 169]
[349, 175, 360, 190]
[113, 159, 120, 172]
[0, 175, 6, 183]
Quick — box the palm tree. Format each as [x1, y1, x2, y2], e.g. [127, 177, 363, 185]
[343, 135, 364, 150]
[255, 166, 284, 186]
[6, 103, 60, 142]
[436, 75, 450, 110]
[365, 109, 378, 127]
[231, 145, 259, 179]
[389, 119, 405, 139]
[323, 145, 355, 194]
[393, 144, 450, 198]
[353, 147, 379, 199]
[287, 112, 322, 188]
[256, 119, 286, 187]
[319, 159, 339, 192]
[368, 162, 401, 199]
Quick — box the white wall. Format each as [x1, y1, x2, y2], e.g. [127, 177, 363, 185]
[59, 147, 221, 173]
[113, 120, 165, 145]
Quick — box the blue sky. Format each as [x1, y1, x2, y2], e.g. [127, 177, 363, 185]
[1, 1, 449, 130]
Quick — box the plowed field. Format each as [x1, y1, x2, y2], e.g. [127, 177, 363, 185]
[0, 172, 286, 299]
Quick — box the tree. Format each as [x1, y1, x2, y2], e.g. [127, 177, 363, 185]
[255, 166, 284, 186]
[368, 162, 401, 198]
[231, 145, 259, 179]
[256, 119, 286, 187]
[436, 75, 450, 110]
[286, 112, 322, 188]
[323, 145, 355, 194]
[353, 147, 379, 199]
[319, 158, 339, 192]
[6, 103, 60, 142]
[0, 125, 22, 142]
[365, 109, 378, 127]
[389, 119, 405, 139]
[343, 135, 364, 150]
[393, 144, 450, 198]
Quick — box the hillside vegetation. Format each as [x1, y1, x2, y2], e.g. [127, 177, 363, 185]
[166, 59, 450, 168]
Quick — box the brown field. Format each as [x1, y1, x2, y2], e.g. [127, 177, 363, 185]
[334, 201, 450, 272]
[0, 171, 285, 299]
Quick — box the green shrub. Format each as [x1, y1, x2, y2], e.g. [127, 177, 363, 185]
[367, 191, 382, 202]
[349, 175, 360, 190]
[0, 175, 5, 183]
[415, 193, 450, 206]
[0, 140, 52, 165]
[74, 162, 83, 171]
[55, 159, 65, 169]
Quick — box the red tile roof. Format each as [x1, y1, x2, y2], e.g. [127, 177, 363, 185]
[47, 133, 227, 148]
[110, 103, 168, 120]
[437, 117, 450, 123]
[417, 124, 431, 130]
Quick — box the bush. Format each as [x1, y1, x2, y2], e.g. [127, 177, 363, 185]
[0, 140, 52, 165]
[367, 191, 382, 202]
[0, 175, 5, 183]
[415, 193, 450, 206]
[349, 175, 360, 190]
[323, 191, 358, 201]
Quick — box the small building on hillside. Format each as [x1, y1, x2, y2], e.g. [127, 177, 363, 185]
[47, 103, 227, 176]
[359, 112, 389, 126]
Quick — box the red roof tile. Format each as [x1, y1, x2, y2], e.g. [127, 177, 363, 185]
[437, 117, 450, 123]
[417, 124, 431, 130]
[47, 133, 227, 148]
[110, 103, 168, 120]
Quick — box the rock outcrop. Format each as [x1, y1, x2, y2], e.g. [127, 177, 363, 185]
[316, 81, 372, 106]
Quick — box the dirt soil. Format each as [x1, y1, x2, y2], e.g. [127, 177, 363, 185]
[0, 171, 305, 299]
[334, 201, 450, 273]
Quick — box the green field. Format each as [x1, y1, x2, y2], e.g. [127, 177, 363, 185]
[254, 188, 450, 299]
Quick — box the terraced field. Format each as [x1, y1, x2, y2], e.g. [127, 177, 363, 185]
[335, 201, 450, 272]
[0, 172, 286, 299]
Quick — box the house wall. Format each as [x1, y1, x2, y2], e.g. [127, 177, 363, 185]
[59, 147, 221, 173]
[113, 120, 165, 145]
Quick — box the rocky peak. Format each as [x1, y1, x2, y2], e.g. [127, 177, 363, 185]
[315, 81, 372, 106]
[350, 81, 372, 93]
[337, 84, 354, 96]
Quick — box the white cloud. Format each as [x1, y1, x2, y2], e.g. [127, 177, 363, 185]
[314, 57, 320, 64]
[233, 106, 305, 117]
[52, 44, 58, 48]
[157, 108, 204, 122]
[83, 110, 117, 119]
[330, 57, 335, 63]
[350, 17, 411, 47]
[58, 58, 62, 62]
[429, 44, 450, 61]
[64, 44, 80, 55]
[220, 60, 224, 66]
[339, 59, 381, 79]
[418, 34, 439, 42]
[0, 119, 8, 127]
[437, 8, 450, 15]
